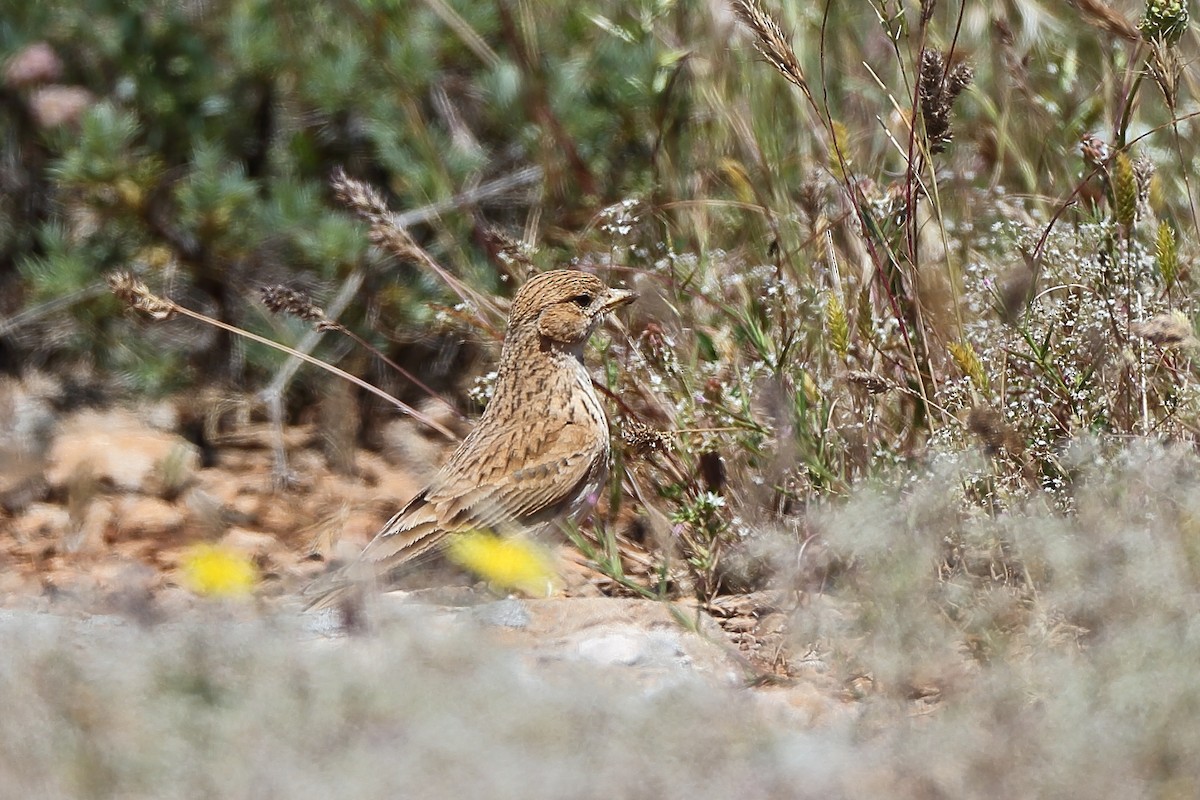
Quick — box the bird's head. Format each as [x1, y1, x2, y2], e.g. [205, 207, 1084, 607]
[508, 270, 637, 349]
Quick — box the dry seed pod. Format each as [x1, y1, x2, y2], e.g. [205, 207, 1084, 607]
[846, 370, 892, 394]
[1131, 311, 1199, 348]
[622, 418, 670, 457]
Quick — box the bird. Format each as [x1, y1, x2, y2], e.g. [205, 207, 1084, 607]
[305, 269, 637, 610]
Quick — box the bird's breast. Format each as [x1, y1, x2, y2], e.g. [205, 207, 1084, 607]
[568, 357, 608, 434]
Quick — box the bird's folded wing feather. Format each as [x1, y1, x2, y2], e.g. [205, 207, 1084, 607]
[355, 420, 606, 569]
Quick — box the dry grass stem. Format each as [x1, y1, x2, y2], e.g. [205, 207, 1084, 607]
[329, 168, 503, 331]
[1068, 0, 1141, 41]
[258, 284, 462, 418]
[107, 271, 459, 440]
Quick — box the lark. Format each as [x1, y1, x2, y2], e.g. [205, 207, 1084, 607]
[306, 269, 636, 609]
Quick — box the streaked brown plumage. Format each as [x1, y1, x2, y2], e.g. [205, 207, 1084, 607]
[306, 269, 636, 609]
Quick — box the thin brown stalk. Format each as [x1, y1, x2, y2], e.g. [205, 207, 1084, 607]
[259, 283, 463, 419]
[108, 271, 460, 440]
[329, 168, 504, 334]
[1068, 0, 1141, 41]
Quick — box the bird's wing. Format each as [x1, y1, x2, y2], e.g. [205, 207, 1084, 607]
[354, 418, 607, 571]
[352, 486, 444, 570]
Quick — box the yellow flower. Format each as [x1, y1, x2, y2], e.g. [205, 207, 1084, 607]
[446, 532, 560, 596]
[179, 544, 258, 598]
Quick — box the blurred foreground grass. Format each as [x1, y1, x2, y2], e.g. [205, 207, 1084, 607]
[3, 443, 1200, 797]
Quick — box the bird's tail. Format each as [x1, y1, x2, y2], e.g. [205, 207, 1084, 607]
[301, 581, 343, 612]
[301, 539, 450, 616]
[301, 568, 364, 613]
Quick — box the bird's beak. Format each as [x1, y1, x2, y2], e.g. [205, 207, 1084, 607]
[602, 288, 638, 312]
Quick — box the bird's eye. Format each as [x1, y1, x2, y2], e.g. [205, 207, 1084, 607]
[570, 294, 593, 307]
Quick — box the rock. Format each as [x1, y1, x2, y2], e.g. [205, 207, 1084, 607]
[377, 403, 464, 482]
[114, 496, 185, 538]
[182, 487, 227, 532]
[46, 409, 200, 496]
[337, 510, 387, 548]
[219, 527, 278, 555]
[3, 42, 63, 89]
[10, 503, 70, 543]
[309, 476, 374, 516]
[212, 448, 260, 473]
[288, 449, 325, 478]
[368, 466, 423, 513]
[459, 596, 743, 687]
[472, 598, 532, 629]
[0, 457, 47, 515]
[228, 493, 262, 523]
[723, 616, 758, 633]
[752, 681, 852, 728]
[140, 401, 181, 432]
[0, 373, 60, 453]
[257, 497, 311, 534]
[0, 569, 39, 601]
[28, 85, 95, 129]
[63, 498, 114, 554]
[576, 632, 646, 666]
[541, 599, 737, 680]
[95, 562, 165, 624]
[191, 469, 246, 508]
[0, 374, 60, 513]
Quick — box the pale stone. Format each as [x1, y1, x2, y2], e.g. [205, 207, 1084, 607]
[63, 498, 114, 554]
[576, 632, 644, 666]
[46, 409, 199, 496]
[219, 527, 278, 555]
[10, 503, 70, 542]
[28, 85, 94, 129]
[115, 496, 185, 537]
[3, 42, 62, 88]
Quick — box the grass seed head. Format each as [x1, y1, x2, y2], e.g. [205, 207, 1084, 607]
[918, 50, 973, 154]
[259, 285, 327, 324]
[1112, 151, 1139, 229]
[729, 0, 809, 94]
[622, 418, 670, 457]
[1155, 221, 1178, 289]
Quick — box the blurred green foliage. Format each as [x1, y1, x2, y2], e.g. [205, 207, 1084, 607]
[0, 0, 698, 392]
